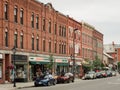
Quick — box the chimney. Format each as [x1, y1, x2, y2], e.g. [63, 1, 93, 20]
[112, 41, 115, 46]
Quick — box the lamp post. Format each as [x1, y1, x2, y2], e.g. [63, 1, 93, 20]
[72, 28, 78, 79]
[12, 46, 16, 87]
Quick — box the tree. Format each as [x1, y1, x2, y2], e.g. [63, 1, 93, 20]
[118, 62, 120, 71]
[93, 56, 103, 70]
[48, 54, 54, 69]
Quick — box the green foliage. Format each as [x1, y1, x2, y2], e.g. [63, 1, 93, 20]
[118, 62, 120, 70]
[47, 54, 54, 69]
[92, 56, 102, 70]
[82, 64, 91, 73]
[82, 56, 104, 72]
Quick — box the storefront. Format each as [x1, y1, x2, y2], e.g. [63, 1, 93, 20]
[29, 56, 50, 81]
[11, 55, 28, 82]
[0, 54, 4, 83]
[69, 59, 82, 77]
[55, 58, 69, 75]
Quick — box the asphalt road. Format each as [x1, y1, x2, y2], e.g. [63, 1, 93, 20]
[18, 76, 120, 90]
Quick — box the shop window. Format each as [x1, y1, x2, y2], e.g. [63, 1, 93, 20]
[16, 65, 26, 79]
[0, 64, 2, 79]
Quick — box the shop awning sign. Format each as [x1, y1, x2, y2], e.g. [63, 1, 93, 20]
[29, 57, 49, 62]
[55, 59, 68, 63]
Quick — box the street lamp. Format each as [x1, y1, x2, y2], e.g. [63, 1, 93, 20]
[12, 46, 16, 87]
[72, 28, 78, 79]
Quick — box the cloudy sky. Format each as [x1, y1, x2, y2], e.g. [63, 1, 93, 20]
[38, 0, 120, 44]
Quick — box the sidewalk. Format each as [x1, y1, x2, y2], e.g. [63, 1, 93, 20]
[0, 78, 82, 90]
[0, 82, 34, 90]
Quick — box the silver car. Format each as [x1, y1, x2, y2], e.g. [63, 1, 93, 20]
[84, 71, 96, 80]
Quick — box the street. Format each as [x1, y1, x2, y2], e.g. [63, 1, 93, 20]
[18, 75, 120, 90]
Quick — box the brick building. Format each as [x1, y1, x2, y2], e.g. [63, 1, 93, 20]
[0, 0, 103, 83]
[81, 22, 103, 62]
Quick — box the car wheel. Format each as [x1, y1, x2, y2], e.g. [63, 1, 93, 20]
[53, 80, 57, 85]
[47, 81, 51, 86]
[34, 83, 38, 87]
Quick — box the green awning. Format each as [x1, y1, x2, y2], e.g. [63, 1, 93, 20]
[57, 63, 68, 66]
[29, 61, 49, 65]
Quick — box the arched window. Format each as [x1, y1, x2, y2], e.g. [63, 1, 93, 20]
[20, 32, 23, 49]
[32, 34, 34, 50]
[43, 38, 46, 52]
[5, 28, 8, 47]
[14, 30, 18, 48]
[14, 6, 18, 23]
[4, 2, 8, 20]
[20, 8, 24, 24]
[36, 35, 39, 50]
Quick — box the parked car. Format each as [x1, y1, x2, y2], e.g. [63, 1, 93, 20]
[96, 71, 102, 78]
[84, 71, 96, 80]
[106, 70, 112, 77]
[57, 72, 74, 83]
[111, 71, 117, 76]
[34, 74, 56, 86]
[100, 71, 107, 78]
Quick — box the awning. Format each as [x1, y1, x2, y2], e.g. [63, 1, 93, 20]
[55, 58, 69, 66]
[29, 56, 50, 65]
[56, 63, 68, 66]
[29, 61, 49, 65]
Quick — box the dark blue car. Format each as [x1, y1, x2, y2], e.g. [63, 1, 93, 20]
[34, 74, 56, 86]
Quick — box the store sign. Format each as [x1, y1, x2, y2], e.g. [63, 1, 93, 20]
[0, 54, 3, 59]
[29, 57, 49, 62]
[11, 55, 27, 61]
[70, 61, 81, 65]
[55, 59, 68, 63]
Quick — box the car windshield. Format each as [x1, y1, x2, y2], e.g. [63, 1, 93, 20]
[88, 71, 95, 74]
[44, 75, 53, 79]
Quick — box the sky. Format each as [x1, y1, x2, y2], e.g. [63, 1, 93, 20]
[38, 0, 120, 44]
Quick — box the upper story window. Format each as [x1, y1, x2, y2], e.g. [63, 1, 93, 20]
[4, 3, 8, 20]
[14, 6, 18, 23]
[36, 15, 39, 29]
[36, 35, 39, 51]
[20, 9, 24, 25]
[63, 27, 66, 37]
[54, 23, 57, 35]
[49, 40, 51, 53]
[14, 31, 18, 48]
[43, 38, 46, 52]
[31, 13, 34, 28]
[59, 25, 61, 36]
[20, 32, 23, 49]
[42, 18, 45, 31]
[48, 21, 51, 33]
[5, 28, 8, 47]
[32, 34, 34, 50]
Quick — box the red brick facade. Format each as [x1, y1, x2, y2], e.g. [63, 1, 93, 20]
[82, 22, 103, 61]
[0, 0, 103, 83]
